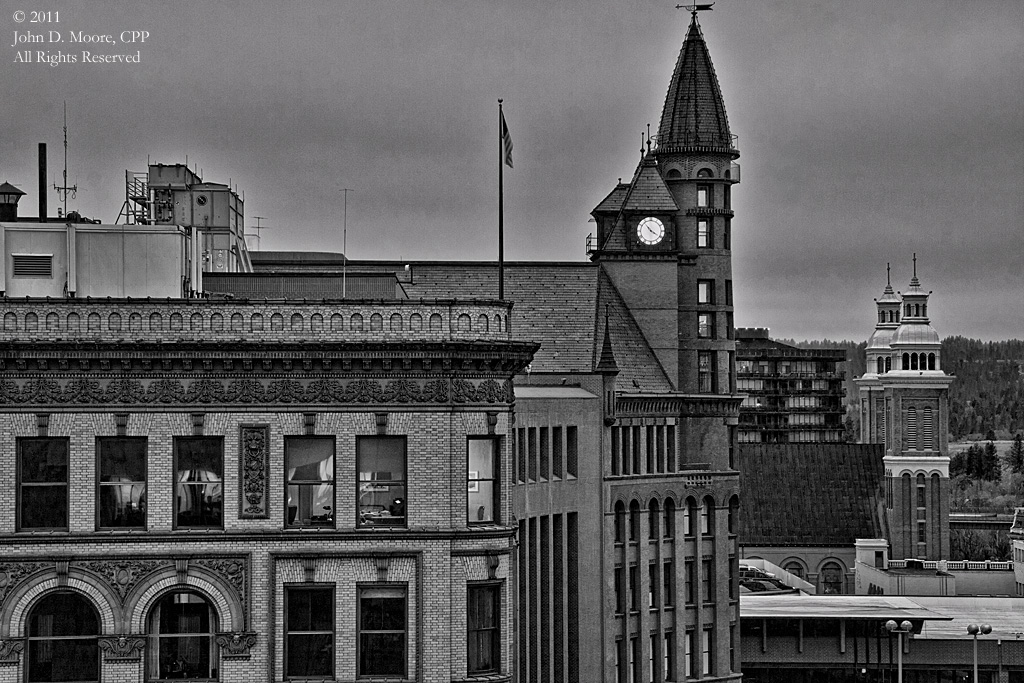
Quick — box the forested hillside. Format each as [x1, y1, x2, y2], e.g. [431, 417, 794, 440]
[776, 337, 1024, 439]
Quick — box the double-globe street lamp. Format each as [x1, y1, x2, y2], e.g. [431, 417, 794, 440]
[967, 623, 992, 683]
[885, 619, 914, 683]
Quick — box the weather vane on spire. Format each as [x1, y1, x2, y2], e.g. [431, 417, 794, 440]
[676, 2, 714, 18]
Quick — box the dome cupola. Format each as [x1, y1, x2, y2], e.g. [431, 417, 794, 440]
[865, 264, 901, 376]
[890, 254, 942, 372]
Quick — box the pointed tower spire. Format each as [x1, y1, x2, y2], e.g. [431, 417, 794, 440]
[655, 14, 736, 155]
[596, 307, 619, 375]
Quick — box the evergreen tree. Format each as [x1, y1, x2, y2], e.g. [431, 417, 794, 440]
[1007, 433, 1024, 475]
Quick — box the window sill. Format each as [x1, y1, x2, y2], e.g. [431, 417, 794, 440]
[455, 672, 512, 683]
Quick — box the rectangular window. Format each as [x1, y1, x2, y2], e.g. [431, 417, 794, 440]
[631, 426, 641, 474]
[285, 586, 335, 678]
[917, 521, 926, 543]
[664, 560, 675, 606]
[629, 565, 639, 611]
[528, 427, 537, 482]
[174, 437, 223, 529]
[696, 185, 709, 208]
[725, 280, 733, 306]
[97, 437, 147, 529]
[357, 436, 406, 527]
[723, 218, 731, 249]
[621, 427, 631, 475]
[566, 426, 578, 477]
[646, 425, 655, 474]
[697, 279, 714, 304]
[697, 219, 711, 248]
[648, 563, 659, 608]
[286, 436, 335, 528]
[684, 561, 694, 604]
[664, 631, 675, 682]
[723, 184, 731, 210]
[468, 437, 498, 523]
[468, 583, 500, 674]
[539, 427, 549, 481]
[726, 312, 734, 340]
[701, 559, 713, 602]
[612, 427, 621, 475]
[18, 437, 69, 530]
[667, 425, 675, 472]
[685, 630, 696, 679]
[702, 629, 712, 677]
[698, 351, 715, 393]
[552, 426, 563, 479]
[697, 313, 714, 339]
[615, 567, 625, 613]
[12, 253, 53, 278]
[358, 585, 407, 677]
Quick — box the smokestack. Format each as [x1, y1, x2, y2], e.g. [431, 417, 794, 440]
[38, 143, 46, 222]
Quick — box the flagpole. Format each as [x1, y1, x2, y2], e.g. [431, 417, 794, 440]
[498, 99, 505, 301]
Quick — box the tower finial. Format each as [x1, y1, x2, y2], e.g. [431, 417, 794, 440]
[646, 123, 652, 154]
[913, 253, 917, 278]
[886, 262, 891, 286]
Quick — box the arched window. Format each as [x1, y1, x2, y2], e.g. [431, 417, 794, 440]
[879, 311, 884, 324]
[910, 354, 918, 370]
[783, 561, 805, 580]
[614, 501, 626, 543]
[905, 304, 912, 317]
[928, 353, 936, 371]
[902, 353, 910, 370]
[701, 496, 715, 535]
[877, 358, 884, 374]
[696, 168, 714, 178]
[628, 500, 641, 542]
[666, 168, 682, 179]
[922, 304, 927, 317]
[663, 498, 675, 538]
[27, 592, 99, 683]
[290, 313, 304, 331]
[648, 500, 660, 540]
[820, 562, 844, 594]
[149, 591, 218, 680]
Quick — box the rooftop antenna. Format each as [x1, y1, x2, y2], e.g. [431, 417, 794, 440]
[253, 216, 267, 251]
[340, 188, 352, 298]
[53, 101, 77, 217]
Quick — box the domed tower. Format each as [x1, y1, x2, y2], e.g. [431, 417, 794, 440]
[854, 265, 902, 443]
[880, 255, 953, 561]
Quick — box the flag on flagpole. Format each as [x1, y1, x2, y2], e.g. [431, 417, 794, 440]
[501, 111, 513, 168]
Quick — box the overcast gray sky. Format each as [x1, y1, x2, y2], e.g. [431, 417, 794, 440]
[2, 0, 1021, 341]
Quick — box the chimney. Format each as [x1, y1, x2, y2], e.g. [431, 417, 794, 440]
[38, 143, 47, 222]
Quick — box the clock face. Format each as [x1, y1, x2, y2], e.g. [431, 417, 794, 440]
[637, 216, 665, 245]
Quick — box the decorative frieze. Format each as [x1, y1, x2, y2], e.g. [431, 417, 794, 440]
[80, 559, 169, 601]
[0, 376, 514, 407]
[0, 562, 49, 605]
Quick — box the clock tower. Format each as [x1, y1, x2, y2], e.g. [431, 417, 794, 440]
[590, 14, 739, 396]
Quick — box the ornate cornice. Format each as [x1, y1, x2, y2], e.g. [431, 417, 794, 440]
[616, 393, 742, 418]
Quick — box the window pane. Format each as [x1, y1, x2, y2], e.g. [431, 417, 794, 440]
[360, 633, 405, 675]
[286, 634, 333, 676]
[21, 439, 68, 482]
[152, 592, 215, 680]
[469, 481, 495, 522]
[360, 596, 405, 630]
[99, 438, 146, 481]
[468, 439, 495, 478]
[99, 484, 146, 527]
[21, 485, 68, 529]
[175, 438, 222, 528]
[286, 438, 334, 481]
[358, 437, 406, 527]
[156, 636, 211, 679]
[287, 588, 334, 632]
[31, 593, 99, 635]
[28, 639, 98, 682]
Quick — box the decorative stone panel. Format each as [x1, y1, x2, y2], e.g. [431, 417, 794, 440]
[0, 639, 23, 664]
[98, 635, 146, 660]
[238, 424, 270, 518]
[215, 631, 257, 659]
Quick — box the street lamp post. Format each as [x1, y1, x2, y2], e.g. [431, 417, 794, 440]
[885, 619, 914, 683]
[967, 623, 992, 683]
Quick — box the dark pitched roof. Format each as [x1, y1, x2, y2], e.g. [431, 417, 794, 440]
[656, 17, 734, 152]
[593, 184, 631, 214]
[389, 262, 671, 389]
[621, 157, 678, 213]
[738, 443, 886, 547]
